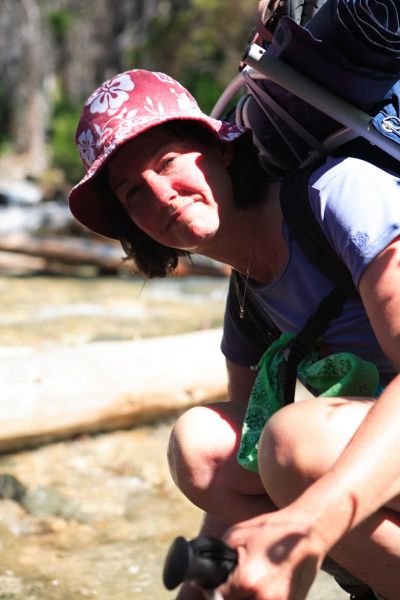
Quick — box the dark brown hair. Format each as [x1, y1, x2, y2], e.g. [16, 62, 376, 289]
[105, 120, 271, 278]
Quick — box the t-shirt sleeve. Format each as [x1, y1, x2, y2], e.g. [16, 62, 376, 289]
[308, 157, 400, 287]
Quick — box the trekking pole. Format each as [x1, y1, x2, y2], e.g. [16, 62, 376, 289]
[163, 535, 238, 600]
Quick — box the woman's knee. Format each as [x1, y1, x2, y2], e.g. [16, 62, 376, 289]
[167, 403, 240, 497]
[258, 397, 372, 507]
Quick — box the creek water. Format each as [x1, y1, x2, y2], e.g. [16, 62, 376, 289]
[0, 273, 226, 600]
[0, 274, 344, 599]
[0, 274, 228, 347]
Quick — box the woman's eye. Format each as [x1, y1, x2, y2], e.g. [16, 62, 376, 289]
[159, 156, 176, 172]
[126, 185, 142, 202]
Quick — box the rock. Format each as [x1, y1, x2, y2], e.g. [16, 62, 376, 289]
[20, 487, 88, 522]
[0, 475, 27, 503]
[0, 574, 24, 599]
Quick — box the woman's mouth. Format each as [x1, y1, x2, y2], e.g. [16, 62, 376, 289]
[166, 205, 191, 229]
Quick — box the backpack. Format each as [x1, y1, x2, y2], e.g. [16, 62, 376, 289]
[225, 0, 400, 404]
[234, 0, 400, 176]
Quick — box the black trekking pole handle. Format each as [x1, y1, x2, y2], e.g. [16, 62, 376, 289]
[163, 535, 238, 592]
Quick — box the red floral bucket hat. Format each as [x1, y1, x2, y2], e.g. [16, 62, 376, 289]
[69, 69, 248, 239]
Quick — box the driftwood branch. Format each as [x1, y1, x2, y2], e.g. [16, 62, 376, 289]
[0, 329, 227, 452]
[0, 234, 125, 270]
[0, 234, 230, 276]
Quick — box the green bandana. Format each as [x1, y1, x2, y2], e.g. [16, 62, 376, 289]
[237, 333, 380, 474]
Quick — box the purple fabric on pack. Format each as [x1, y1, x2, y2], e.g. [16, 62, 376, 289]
[252, 0, 400, 168]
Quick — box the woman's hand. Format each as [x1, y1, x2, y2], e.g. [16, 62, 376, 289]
[219, 507, 328, 600]
[174, 581, 207, 600]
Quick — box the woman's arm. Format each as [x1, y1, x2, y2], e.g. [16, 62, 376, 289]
[226, 358, 259, 404]
[359, 236, 400, 371]
[220, 238, 400, 599]
[293, 236, 400, 538]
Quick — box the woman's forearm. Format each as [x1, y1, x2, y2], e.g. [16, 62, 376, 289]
[290, 374, 400, 550]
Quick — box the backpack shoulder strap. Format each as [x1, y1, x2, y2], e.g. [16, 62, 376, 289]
[280, 164, 358, 295]
[280, 164, 358, 404]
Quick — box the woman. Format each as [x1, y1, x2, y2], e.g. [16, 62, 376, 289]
[69, 69, 400, 600]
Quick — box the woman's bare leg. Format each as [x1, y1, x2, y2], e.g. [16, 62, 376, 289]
[168, 401, 278, 600]
[258, 396, 400, 599]
[168, 401, 276, 524]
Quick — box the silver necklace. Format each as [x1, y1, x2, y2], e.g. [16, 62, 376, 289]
[239, 238, 255, 319]
[239, 262, 251, 319]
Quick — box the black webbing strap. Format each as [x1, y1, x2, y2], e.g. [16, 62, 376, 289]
[283, 284, 354, 405]
[280, 164, 359, 291]
[230, 269, 280, 355]
[280, 164, 359, 404]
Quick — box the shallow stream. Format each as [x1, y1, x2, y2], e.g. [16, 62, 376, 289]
[0, 274, 224, 599]
[0, 422, 201, 599]
[0, 274, 344, 599]
[0, 274, 228, 347]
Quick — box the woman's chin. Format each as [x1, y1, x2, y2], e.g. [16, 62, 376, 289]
[169, 219, 219, 252]
[172, 234, 215, 253]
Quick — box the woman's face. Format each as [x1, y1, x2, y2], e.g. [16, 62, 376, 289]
[108, 126, 234, 252]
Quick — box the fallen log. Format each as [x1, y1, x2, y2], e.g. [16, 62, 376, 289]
[0, 234, 125, 271]
[0, 234, 230, 276]
[0, 328, 227, 452]
[0, 250, 47, 273]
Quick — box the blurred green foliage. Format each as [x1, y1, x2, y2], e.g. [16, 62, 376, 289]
[47, 9, 73, 43]
[127, 0, 255, 114]
[50, 95, 84, 184]
[0, 0, 257, 185]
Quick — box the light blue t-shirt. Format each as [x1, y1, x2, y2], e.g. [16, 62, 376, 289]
[221, 157, 400, 378]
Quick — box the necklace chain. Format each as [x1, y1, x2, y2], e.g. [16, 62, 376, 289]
[237, 213, 256, 319]
[239, 263, 251, 319]
[239, 241, 254, 319]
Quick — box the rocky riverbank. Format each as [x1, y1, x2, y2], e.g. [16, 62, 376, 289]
[0, 421, 199, 599]
[0, 274, 346, 599]
[0, 423, 346, 600]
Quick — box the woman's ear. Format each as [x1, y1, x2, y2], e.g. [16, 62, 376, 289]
[218, 142, 234, 166]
